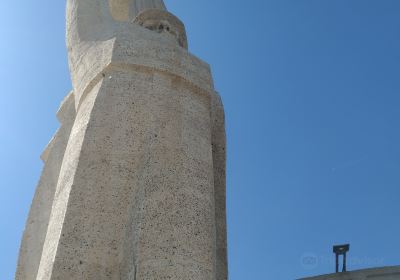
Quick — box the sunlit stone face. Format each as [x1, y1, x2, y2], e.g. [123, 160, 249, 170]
[108, 0, 167, 21]
[108, 0, 130, 21]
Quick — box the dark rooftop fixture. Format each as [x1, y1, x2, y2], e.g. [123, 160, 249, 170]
[333, 244, 350, 273]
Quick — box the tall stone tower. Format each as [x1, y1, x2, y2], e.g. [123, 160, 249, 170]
[16, 1, 227, 279]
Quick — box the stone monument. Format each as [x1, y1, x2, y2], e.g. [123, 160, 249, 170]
[16, 0, 227, 279]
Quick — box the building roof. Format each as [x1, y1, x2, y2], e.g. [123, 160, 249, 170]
[300, 266, 400, 280]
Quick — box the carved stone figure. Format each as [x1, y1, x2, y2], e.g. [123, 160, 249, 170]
[16, 1, 227, 279]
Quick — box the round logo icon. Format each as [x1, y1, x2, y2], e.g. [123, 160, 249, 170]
[301, 252, 318, 270]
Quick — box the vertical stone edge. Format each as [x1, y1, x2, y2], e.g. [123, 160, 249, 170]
[211, 91, 228, 280]
[15, 92, 76, 280]
[35, 82, 102, 280]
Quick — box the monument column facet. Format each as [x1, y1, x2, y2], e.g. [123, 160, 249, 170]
[16, 1, 227, 279]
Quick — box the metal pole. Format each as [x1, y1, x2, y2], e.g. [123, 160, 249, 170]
[336, 253, 339, 273]
[343, 253, 347, 272]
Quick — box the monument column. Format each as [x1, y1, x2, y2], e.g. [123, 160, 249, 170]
[16, 1, 227, 279]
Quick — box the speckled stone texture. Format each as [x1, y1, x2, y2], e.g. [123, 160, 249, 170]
[300, 266, 400, 280]
[16, 1, 227, 280]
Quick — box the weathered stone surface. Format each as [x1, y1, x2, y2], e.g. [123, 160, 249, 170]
[16, 1, 227, 279]
[300, 266, 400, 280]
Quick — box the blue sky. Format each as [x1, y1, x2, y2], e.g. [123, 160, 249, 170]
[1, 1, 400, 279]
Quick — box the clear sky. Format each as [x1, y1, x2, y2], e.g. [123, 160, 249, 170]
[1, 1, 399, 279]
